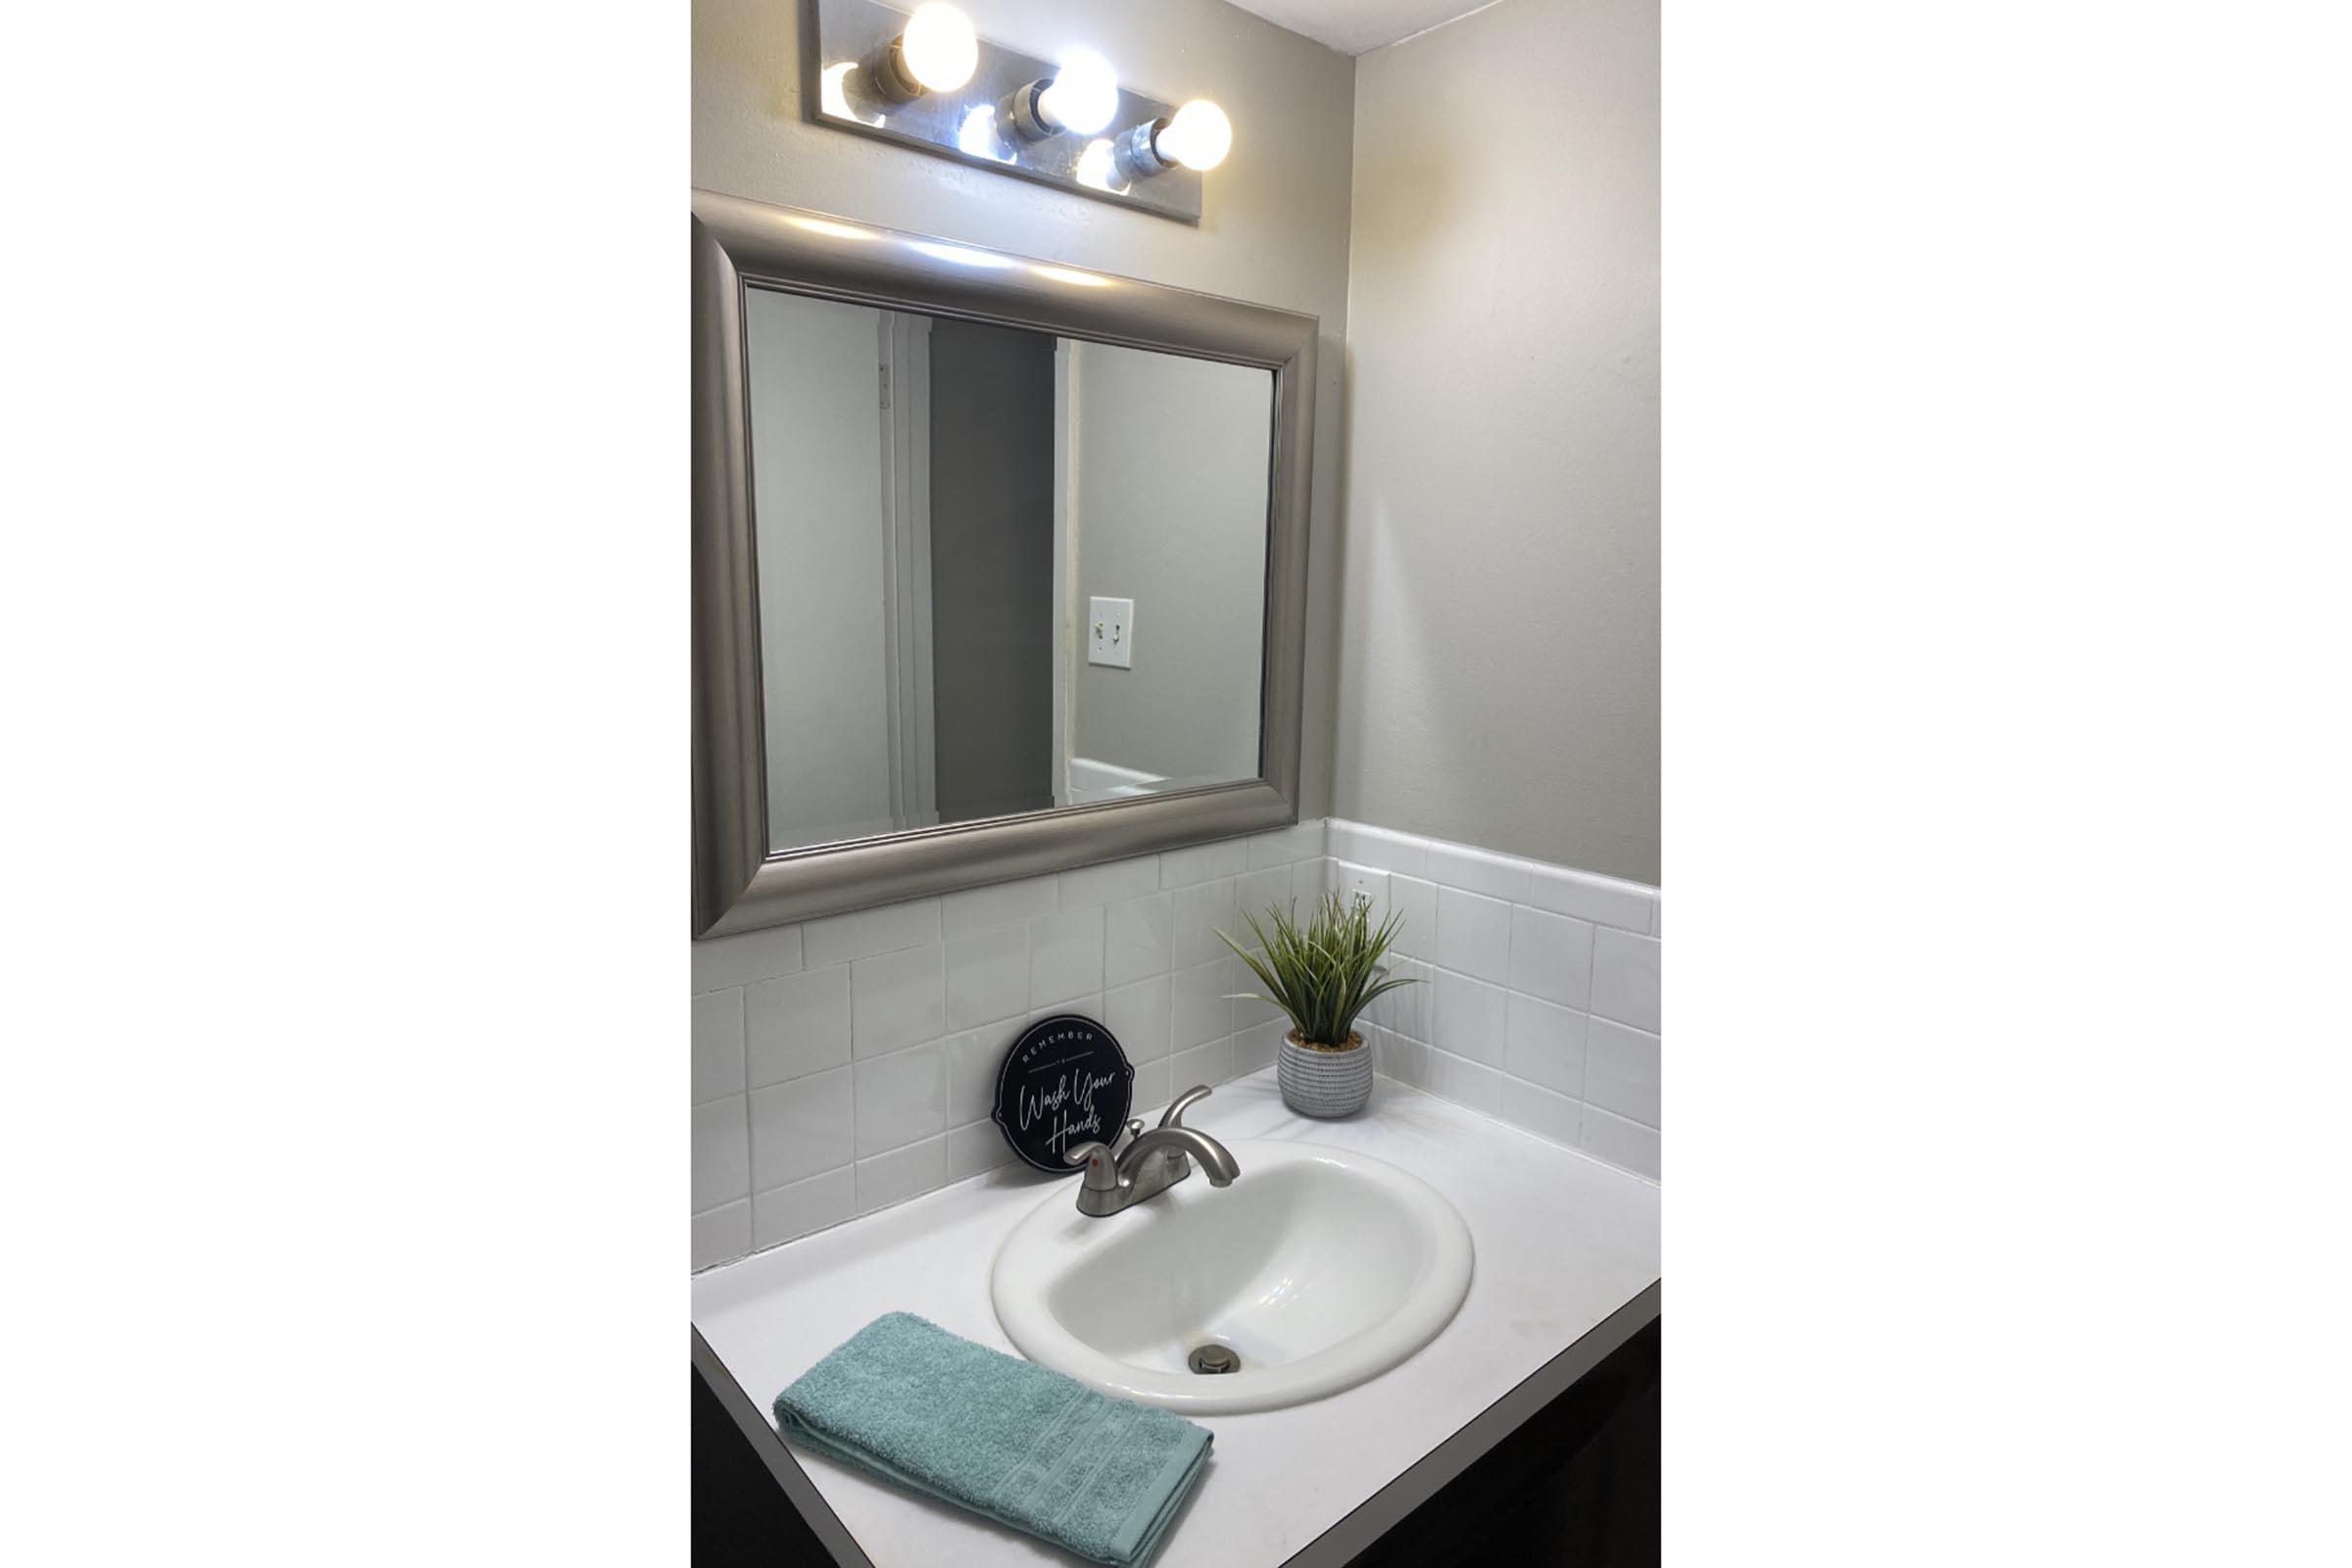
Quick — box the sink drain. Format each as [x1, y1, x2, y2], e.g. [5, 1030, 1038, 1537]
[1187, 1344, 1241, 1375]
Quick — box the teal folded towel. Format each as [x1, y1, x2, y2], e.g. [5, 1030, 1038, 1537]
[773, 1312, 1210, 1568]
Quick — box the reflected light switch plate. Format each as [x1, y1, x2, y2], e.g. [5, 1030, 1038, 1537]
[1088, 597, 1134, 669]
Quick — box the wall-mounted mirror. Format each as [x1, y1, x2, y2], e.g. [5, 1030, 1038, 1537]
[694, 192, 1316, 937]
[748, 292, 1273, 849]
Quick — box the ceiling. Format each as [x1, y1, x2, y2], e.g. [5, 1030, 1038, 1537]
[1223, 0, 1501, 57]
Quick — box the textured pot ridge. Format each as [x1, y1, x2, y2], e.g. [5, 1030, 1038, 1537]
[1277, 1028, 1373, 1118]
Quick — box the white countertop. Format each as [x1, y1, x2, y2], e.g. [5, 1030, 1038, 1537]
[691, 1070, 1662, 1568]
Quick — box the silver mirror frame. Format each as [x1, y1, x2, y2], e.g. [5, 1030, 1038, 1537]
[693, 190, 1317, 938]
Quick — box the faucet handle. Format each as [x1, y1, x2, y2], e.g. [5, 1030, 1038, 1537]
[1063, 1142, 1121, 1191]
[1159, 1085, 1213, 1130]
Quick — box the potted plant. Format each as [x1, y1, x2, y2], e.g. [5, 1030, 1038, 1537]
[1218, 891, 1419, 1118]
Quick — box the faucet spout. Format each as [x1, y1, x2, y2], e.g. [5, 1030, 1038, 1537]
[1120, 1125, 1241, 1187]
[1065, 1084, 1238, 1216]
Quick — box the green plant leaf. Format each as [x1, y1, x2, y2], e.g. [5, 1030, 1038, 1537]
[1212, 888, 1423, 1047]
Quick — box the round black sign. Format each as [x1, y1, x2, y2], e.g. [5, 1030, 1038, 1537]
[991, 1013, 1135, 1175]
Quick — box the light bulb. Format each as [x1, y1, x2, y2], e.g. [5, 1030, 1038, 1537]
[900, 4, 977, 94]
[819, 62, 883, 126]
[1039, 48, 1119, 136]
[1157, 100, 1232, 172]
[957, 103, 1012, 163]
[1076, 137, 1129, 193]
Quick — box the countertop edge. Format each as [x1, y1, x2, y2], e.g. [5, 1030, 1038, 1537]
[1280, 1278, 1663, 1568]
[692, 1279, 1663, 1568]
[694, 1326, 875, 1568]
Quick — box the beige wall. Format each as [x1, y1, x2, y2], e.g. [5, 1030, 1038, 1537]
[1335, 0, 1661, 882]
[743, 290, 894, 850]
[1068, 340, 1270, 785]
[694, 0, 1355, 818]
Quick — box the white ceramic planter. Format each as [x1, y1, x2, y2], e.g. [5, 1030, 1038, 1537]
[1278, 1030, 1372, 1117]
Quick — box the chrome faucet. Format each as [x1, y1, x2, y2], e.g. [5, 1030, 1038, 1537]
[1062, 1085, 1240, 1217]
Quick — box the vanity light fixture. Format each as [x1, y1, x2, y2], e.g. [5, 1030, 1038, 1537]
[858, 1, 977, 102]
[808, 0, 1218, 222]
[1001, 47, 1120, 140]
[1111, 99, 1234, 182]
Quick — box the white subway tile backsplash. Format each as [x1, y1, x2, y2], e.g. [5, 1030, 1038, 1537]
[1103, 891, 1173, 986]
[1159, 837, 1249, 888]
[692, 819, 1662, 1269]
[1437, 887, 1515, 985]
[1507, 905, 1595, 1008]
[1171, 958, 1232, 1053]
[1590, 927, 1661, 1033]
[1328, 820, 1429, 877]
[1325, 819, 1378, 866]
[1057, 854, 1159, 909]
[1374, 1028, 1429, 1088]
[944, 924, 1028, 1032]
[1246, 820, 1326, 866]
[692, 923, 803, 995]
[1495, 1080, 1583, 1148]
[1580, 1105, 1660, 1181]
[804, 898, 940, 967]
[751, 1167, 854, 1250]
[1172, 877, 1239, 968]
[946, 1119, 1017, 1181]
[1234, 1018, 1285, 1076]
[1104, 974, 1172, 1063]
[1434, 968, 1508, 1066]
[691, 988, 746, 1104]
[1028, 906, 1106, 1005]
[1234, 864, 1293, 926]
[940, 875, 1057, 936]
[1425, 1049, 1502, 1114]
[745, 965, 852, 1088]
[1027, 992, 1104, 1028]
[853, 1042, 948, 1156]
[691, 1200, 751, 1270]
[1131, 1055, 1172, 1117]
[941, 1027, 1003, 1125]
[1369, 956, 1431, 1041]
[1503, 992, 1588, 1098]
[1171, 1035, 1232, 1091]
[857, 1136, 948, 1214]
[1292, 857, 1330, 902]
[691, 1096, 750, 1211]
[750, 1068, 852, 1190]
[1426, 840, 1533, 903]
[1527, 863, 1656, 934]
[1234, 977, 1282, 1032]
[851, 945, 945, 1057]
[1585, 1017, 1660, 1127]
[1171, 958, 1235, 1049]
[1389, 874, 1438, 960]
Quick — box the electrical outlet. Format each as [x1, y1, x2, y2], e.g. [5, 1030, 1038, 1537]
[1335, 863, 1389, 919]
[1088, 596, 1134, 669]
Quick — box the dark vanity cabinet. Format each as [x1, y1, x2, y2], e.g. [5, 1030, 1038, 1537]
[692, 1314, 1660, 1568]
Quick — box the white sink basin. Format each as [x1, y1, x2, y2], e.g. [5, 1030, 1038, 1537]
[989, 1140, 1474, 1413]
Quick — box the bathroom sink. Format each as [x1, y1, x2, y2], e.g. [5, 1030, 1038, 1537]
[990, 1141, 1474, 1413]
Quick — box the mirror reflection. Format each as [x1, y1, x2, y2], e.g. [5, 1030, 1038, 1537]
[744, 284, 1275, 854]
